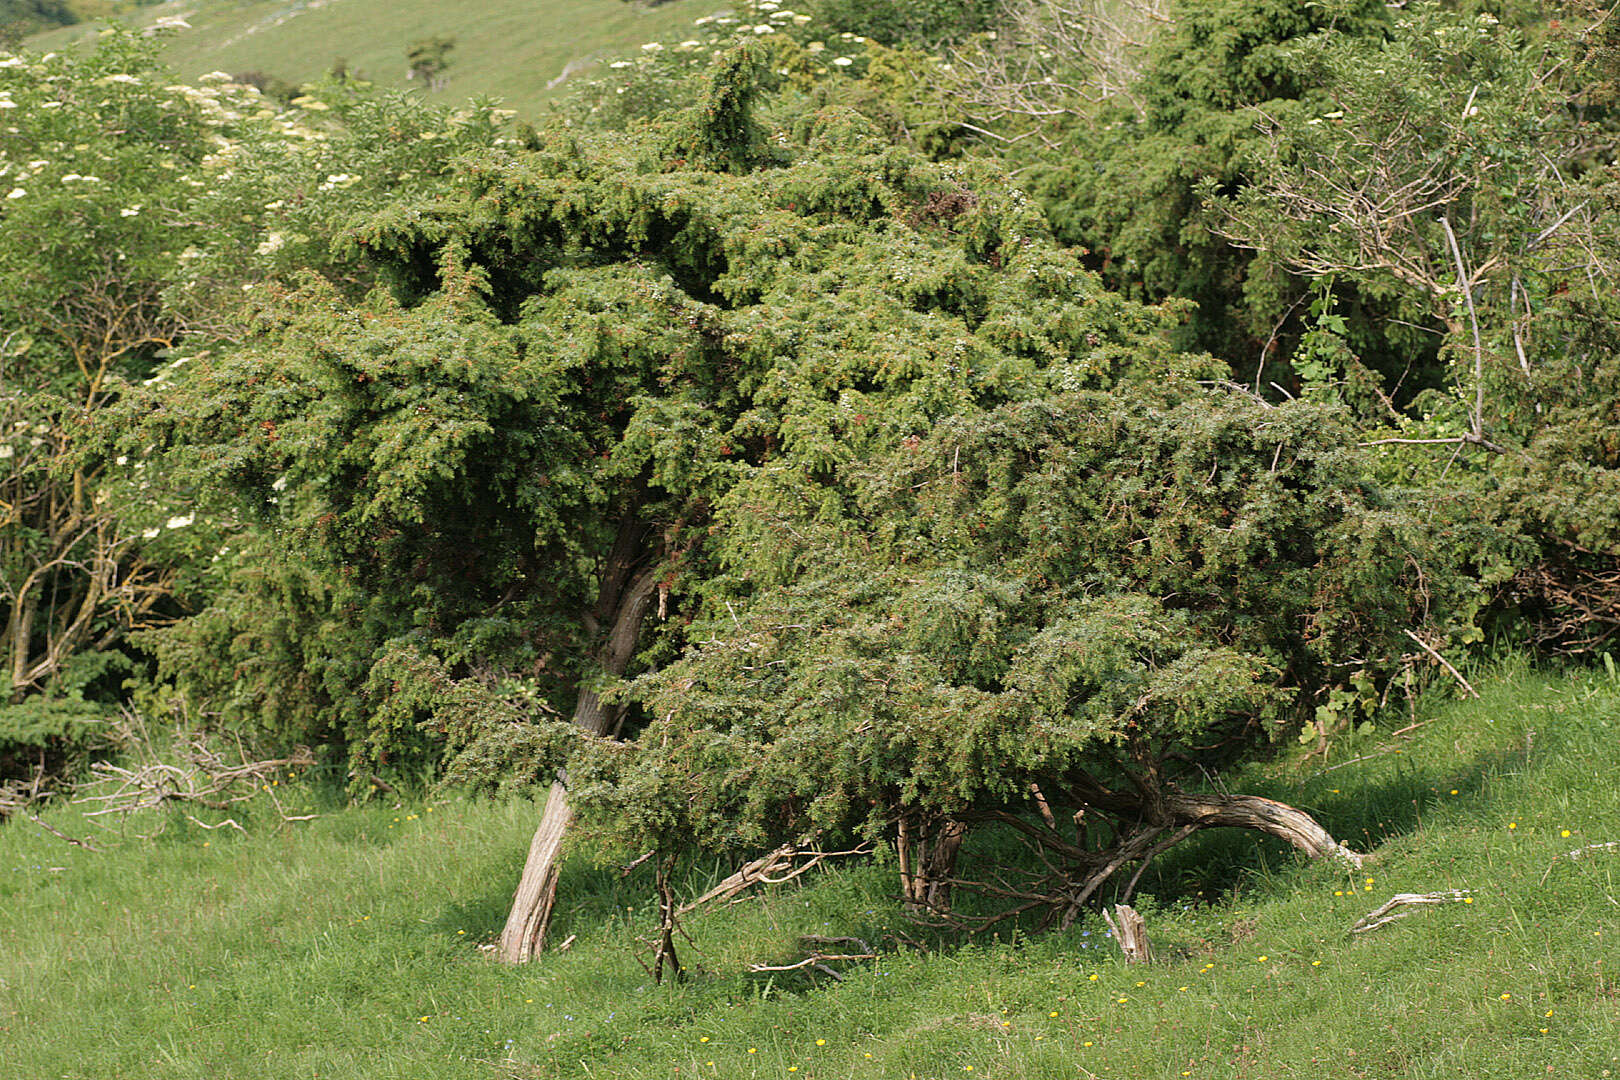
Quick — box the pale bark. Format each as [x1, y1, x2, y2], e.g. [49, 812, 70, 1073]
[898, 816, 967, 914]
[1100, 903, 1151, 963]
[497, 518, 658, 964]
[498, 780, 571, 963]
[1163, 790, 1363, 867]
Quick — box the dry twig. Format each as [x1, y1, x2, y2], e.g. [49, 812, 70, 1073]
[676, 841, 874, 918]
[1403, 630, 1479, 698]
[1350, 889, 1473, 934]
[1539, 840, 1620, 884]
[71, 713, 315, 833]
[749, 936, 877, 982]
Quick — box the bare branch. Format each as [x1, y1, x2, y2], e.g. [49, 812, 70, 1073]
[72, 715, 315, 828]
[1402, 628, 1479, 698]
[1351, 889, 1473, 934]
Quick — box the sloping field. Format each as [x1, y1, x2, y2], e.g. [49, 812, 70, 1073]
[28, 0, 729, 114]
[2, 659, 1616, 1078]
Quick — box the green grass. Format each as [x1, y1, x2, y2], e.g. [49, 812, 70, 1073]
[3, 656, 1619, 1078]
[25, 0, 732, 116]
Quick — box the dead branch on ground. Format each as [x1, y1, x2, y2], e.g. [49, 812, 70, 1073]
[676, 840, 875, 918]
[1350, 889, 1473, 934]
[71, 711, 315, 833]
[0, 758, 102, 850]
[749, 935, 878, 982]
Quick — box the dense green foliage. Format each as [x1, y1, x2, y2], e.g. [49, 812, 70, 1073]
[5, 0, 1620, 1001]
[117, 40, 1210, 786]
[1008, 0, 1401, 377]
[1, 30, 514, 777]
[582, 386, 1452, 859]
[0, 32, 245, 772]
[1206, 2, 1620, 652]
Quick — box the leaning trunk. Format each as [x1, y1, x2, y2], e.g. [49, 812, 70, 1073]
[498, 526, 658, 964]
[1164, 791, 1362, 867]
[938, 781, 1364, 933]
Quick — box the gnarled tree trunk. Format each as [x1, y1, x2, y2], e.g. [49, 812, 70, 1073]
[945, 780, 1363, 933]
[498, 517, 658, 964]
[898, 815, 967, 914]
[1163, 791, 1362, 867]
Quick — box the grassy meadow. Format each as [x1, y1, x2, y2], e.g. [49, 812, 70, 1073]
[27, 0, 728, 114]
[2, 656, 1617, 1078]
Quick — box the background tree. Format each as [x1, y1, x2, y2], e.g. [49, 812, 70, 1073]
[0, 0, 75, 48]
[947, 0, 1398, 380]
[0, 32, 257, 778]
[406, 35, 455, 91]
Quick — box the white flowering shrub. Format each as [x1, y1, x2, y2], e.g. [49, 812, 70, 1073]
[554, 0, 874, 131]
[0, 27, 508, 767]
[0, 30, 245, 768]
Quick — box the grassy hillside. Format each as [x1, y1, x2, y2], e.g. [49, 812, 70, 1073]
[25, 0, 732, 115]
[3, 657, 1617, 1078]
